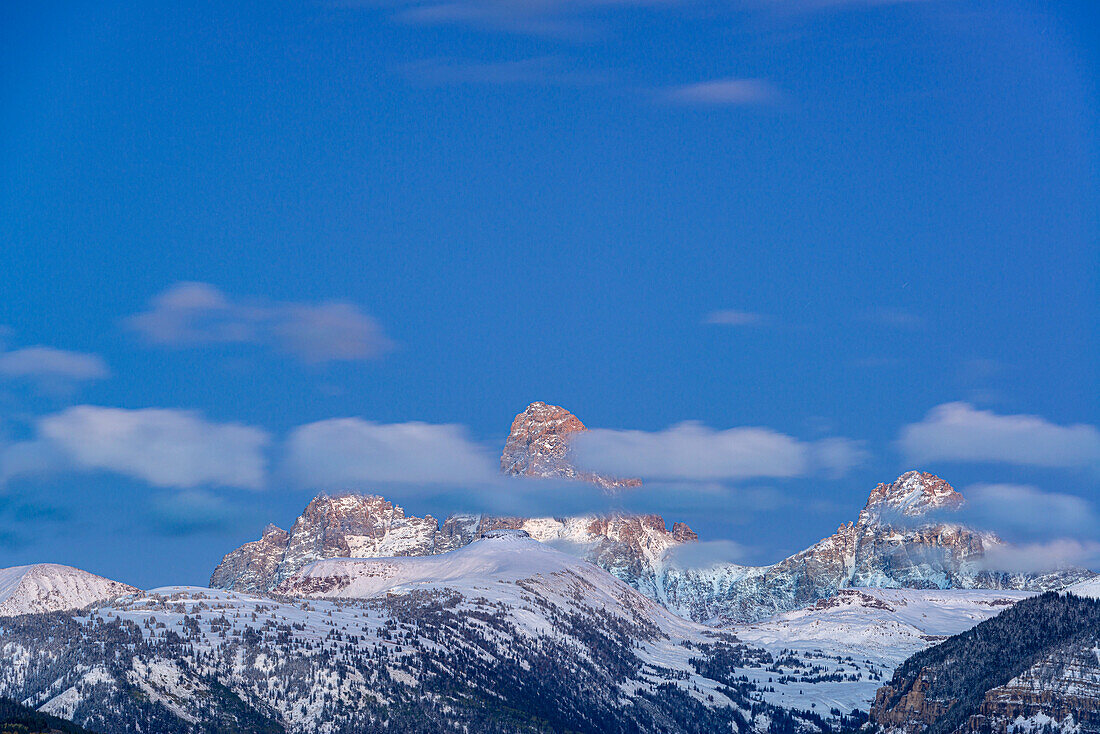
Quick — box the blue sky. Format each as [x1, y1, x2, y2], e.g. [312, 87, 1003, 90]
[0, 0, 1097, 587]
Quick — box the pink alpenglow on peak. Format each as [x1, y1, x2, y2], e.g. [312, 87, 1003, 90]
[861, 470, 965, 519]
[500, 401, 642, 490]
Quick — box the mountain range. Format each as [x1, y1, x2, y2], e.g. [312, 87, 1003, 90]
[212, 402, 1091, 622]
[0, 401, 1095, 733]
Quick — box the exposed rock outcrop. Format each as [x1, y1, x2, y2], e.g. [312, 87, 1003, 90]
[212, 403, 1091, 624]
[658, 472, 1092, 623]
[210, 493, 691, 595]
[870, 591, 1100, 734]
[211, 494, 468, 592]
[500, 401, 641, 490]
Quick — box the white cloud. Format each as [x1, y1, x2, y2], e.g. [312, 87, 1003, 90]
[270, 303, 392, 363]
[965, 483, 1097, 537]
[811, 437, 869, 478]
[125, 282, 393, 364]
[663, 78, 781, 106]
[572, 422, 861, 481]
[0, 346, 110, 389]
[33, 406, 269, 489]
[664, 539, 751, 570]
[284, 418, 498, 487]
[981, 538, 1100, 574]
[898, 403, 1100, 470]
[704, 310, 768, 326]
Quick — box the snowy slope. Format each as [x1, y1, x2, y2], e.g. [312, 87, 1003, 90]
[0, 543, 824, 733]
[729, 587, 1033, 714]
[277, 529, 693, 635]
[0, 563, 137, 616]
[1064, 576, 1100, 599]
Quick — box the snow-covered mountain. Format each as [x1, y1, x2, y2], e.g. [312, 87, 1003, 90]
[659, 471, 1091, 622]
[276, 529, 683, 627]
[731, 587, 1032, 714]
[213, 470, 1090, 622]
[211, 491, 696, 597]
[210, 494, 475, 592]
[0, 534, 1086, 732]
[1, 534, 851, 734]
[871, 591, 1100, 734]
[1066, 576, 1100, 599]
[0, 564, 137, 617]
[500, 401, 642, 489]
[211, 401, 1090, 626]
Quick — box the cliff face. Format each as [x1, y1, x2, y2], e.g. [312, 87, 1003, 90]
[208, 524, 288, 592]
[210, 494, 468, 592]
[500, 401, 642, 490]
[659, 471, 1090, 623]
[970, 645, 1100, 734]
[870, 591, 1100, 734]
[210, 495, 691, 596]
[875, 648, 1100, 734]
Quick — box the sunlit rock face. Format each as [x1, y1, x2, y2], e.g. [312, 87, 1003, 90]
[658, 471, 1093, 623]
[211, 404, 1090, 622]
[210, 492, 695, 597]
[210, 494, 469, 593]
[500, 401, 642, 490]
[212, 401, 690, 596]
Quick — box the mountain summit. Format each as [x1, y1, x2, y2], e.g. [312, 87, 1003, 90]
[659, 471, 1091, 622]
[500, 401, 641, 489]
[860, 470, 964, 521]
[212, 404, 1092, 622]
[0, 563, 136, 616]
[210, 493, 479, 592]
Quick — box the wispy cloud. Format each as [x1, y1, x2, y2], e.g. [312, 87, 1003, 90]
[572, 422, 864, 481]
[813, 437, 870, 478]
[125, 282, 393, 364]
[662, 78, 781, 106]
[383, 0, 673, 38]
[283, 418, 499, 487]
[898, 402, 1100, 470]
[356, 0, 933, 38]
[3, 406, 270, 490]
[703, 309, 769, 326]
[980, 539, 1100, 574]
[664, 539, 752, 570]
[0, 345, 110, 392]
[963, 483, 1097, 538]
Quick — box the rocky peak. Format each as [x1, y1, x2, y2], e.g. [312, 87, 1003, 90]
[500, 401, 588, 478]
[212, 492, 453, 592]
[671, 522, 698, 543]
[859, 471, 964, 524]
[260, 523, 288, 543]
[500, 401, 641, 490]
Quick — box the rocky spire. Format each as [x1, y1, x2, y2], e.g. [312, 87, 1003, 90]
[859, 470, 964, 524]
[500, 401, 641, 490]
